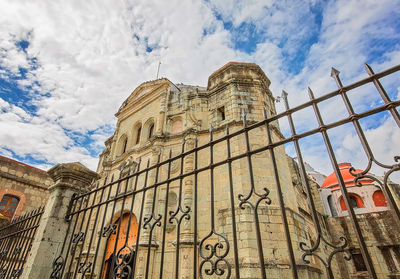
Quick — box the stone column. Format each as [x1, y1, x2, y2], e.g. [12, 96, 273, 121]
[158, 90, 167, 134]
[21, 162, 99, 279]
[180, 135, 196, 279]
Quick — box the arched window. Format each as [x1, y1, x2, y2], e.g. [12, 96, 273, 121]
[117, 134, 128, 156]
[133, 123, 142, 145]
[122, 138, 128, 153]
[148, 123, 154, 140]
[327, 195, 338, 217]
[373, 190, 387, 207]
[136, 127, 141, 144]
[0, 195, 20, 219]
[340, 194, 364, 211]
[143, 119, 155, 142]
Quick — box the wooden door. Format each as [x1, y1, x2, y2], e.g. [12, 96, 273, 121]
[103, 213, 138, 279]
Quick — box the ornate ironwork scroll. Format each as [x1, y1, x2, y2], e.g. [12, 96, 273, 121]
[78, 260, 92, 274]
[10, 268, 22, 278]
[300, 235, 351, 269]
[0, 250, 8, 260]
[199, 231, 231, 279]
[114, 244, 135, 278]
[102, 224, 117, 237]
[13, 247, 21, 256]
[50, 256, 64, 279]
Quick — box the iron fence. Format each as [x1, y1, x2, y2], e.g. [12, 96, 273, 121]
[0, 207, 44, 278]
[50, 63, 400, 279]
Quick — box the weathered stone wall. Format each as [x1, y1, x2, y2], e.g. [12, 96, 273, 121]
[0, 155, 52, 216]
[327, 211, 400, 278]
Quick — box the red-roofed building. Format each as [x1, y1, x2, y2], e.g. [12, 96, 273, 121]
[319, 162, 389, 217]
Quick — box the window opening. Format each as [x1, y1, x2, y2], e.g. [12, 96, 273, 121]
[349, 196, 358, 208]
[0, 195, 20, 219]
[136, 126, 141, 145]
[122, 138, 128, 153]
[373, 190, 387, 207]
[148, 123, 154, 140]
[352, 253, 367, 271]
[340, 194, 364, 211]
[217, 106, 225, 121]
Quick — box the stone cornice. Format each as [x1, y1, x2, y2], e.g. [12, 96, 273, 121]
[47, 162, 100, 193]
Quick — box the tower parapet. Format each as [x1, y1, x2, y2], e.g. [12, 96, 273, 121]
[207, 62, 275, 125]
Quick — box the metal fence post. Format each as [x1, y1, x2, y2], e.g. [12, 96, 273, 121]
[21, 162, 99, 279]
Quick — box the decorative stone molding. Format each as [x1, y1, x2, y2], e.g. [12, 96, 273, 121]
[47, 162, 100, 193]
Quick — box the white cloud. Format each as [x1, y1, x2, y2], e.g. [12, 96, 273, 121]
[0, 0, 398, 177]
[0, 98, 98, 170]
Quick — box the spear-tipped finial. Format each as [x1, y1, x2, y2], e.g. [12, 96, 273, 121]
[330, 67, 340, 78]
[307, 87, 315, 99]
[209, 124, 213, 133]
[364, 63, 374, 74]
[330, 67, 343, 88]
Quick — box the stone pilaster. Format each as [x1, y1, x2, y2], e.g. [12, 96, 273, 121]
[21, 162, 99, 279]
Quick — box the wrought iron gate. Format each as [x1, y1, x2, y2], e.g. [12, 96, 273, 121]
[0, 207, 44, 278]
[50, 63, 400, 279]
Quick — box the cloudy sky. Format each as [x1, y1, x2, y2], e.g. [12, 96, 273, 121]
[0, 0, 399, 180]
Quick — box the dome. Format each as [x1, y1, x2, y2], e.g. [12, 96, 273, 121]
[321, 162, 373, 189]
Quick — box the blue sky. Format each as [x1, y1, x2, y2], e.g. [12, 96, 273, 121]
[0, 0, 399, 179]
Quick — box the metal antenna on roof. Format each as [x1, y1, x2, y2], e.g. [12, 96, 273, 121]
[156, 61, 161, 79]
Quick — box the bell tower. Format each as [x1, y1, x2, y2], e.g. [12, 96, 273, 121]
[207, 62, 276, 126]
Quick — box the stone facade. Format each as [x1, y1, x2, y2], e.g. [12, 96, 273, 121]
[42, 62, 398, 279]
[0, 155, 52, 219]
[327, 212, 400, 278]
[89, 62, 340, 278]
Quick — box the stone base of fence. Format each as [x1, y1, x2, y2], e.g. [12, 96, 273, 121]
[21, 162, 99, 279]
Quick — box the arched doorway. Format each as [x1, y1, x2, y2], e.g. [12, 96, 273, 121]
[103, 213, 138, 279]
